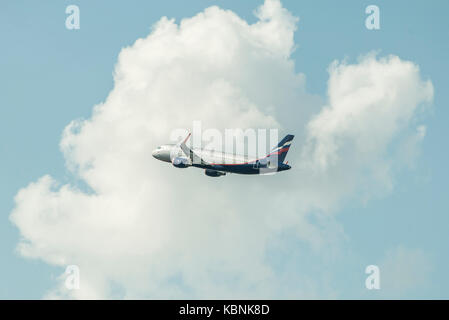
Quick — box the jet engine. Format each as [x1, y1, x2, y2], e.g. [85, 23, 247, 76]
[172, 157, 189, 168]
[205, 169, 226, 177]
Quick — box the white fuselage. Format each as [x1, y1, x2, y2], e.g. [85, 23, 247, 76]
[152, 144, 258, 165]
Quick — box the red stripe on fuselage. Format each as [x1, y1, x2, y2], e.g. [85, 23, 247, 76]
[208, 146, 290, 166]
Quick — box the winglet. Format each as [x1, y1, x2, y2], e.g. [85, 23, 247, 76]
[179, 132, 207, 165]
[182, 133, 191, 145]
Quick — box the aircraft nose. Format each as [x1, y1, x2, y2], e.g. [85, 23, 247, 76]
[152, 149, 159, 159]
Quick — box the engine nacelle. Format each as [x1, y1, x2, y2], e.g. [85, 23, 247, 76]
[205, 169, 226, 177]
[172, 157, 189, 168]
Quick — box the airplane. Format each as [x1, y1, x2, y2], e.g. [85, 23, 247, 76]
[152, 133, 294, 177]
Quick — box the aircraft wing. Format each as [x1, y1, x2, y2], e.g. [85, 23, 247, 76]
[179, 133, 208, 165]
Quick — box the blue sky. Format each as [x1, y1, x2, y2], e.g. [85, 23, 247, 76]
[1, 0, 448, 299]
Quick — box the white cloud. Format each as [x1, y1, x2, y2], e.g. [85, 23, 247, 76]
[10, 0, 433, 299]
[299, 53, 433, 207]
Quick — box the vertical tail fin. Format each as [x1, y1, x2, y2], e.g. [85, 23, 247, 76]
[268, 134, 294, 164]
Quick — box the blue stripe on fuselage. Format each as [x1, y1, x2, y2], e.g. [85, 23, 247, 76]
[192, 162, 291, 175]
